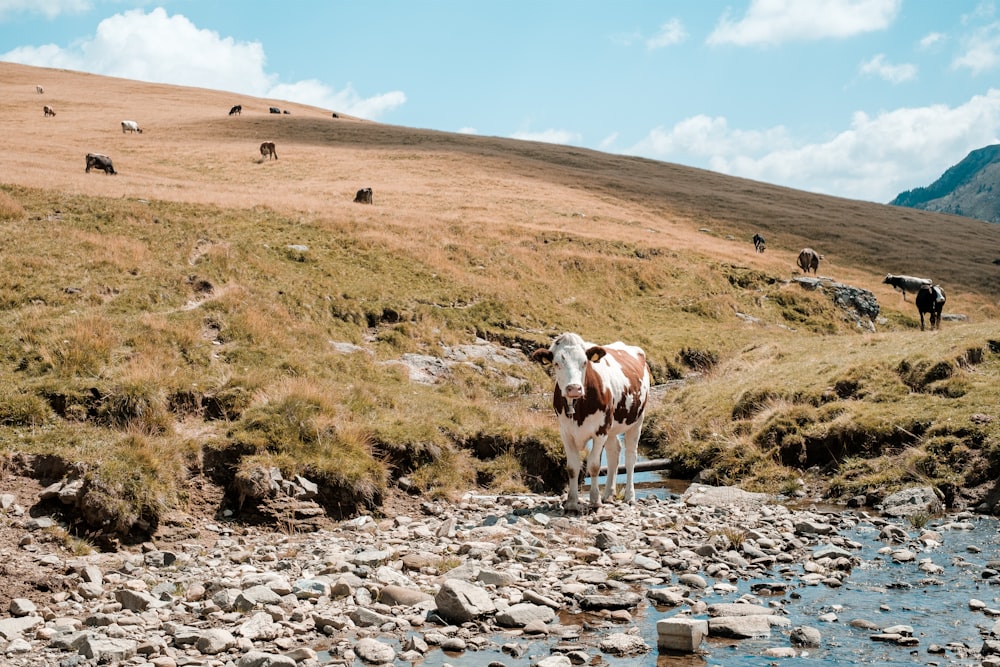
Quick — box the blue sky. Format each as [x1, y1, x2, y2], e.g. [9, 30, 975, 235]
[3, 1, 1000, 204]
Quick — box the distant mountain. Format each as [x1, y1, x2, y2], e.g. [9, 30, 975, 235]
[890, 144, 1000, 223]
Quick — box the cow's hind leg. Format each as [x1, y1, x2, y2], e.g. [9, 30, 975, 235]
[620, 420, 643, 504]
[601, 435, 621, 502]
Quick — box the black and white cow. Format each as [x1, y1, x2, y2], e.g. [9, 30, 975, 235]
[228, 104, 242, 116]
[354, 187, 373, 204]
[915, 284, 946, 331]
[752, 233, 766, 253]
[121, 120, 142, 134]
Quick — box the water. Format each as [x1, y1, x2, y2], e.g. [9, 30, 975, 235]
[323, 460, 1000, 666]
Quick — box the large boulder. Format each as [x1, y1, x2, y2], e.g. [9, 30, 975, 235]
[433, 579, 496, 624]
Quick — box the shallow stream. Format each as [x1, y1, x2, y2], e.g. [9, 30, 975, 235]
[328, 466, 1000, 666]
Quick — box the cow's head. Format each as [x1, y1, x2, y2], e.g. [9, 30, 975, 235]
[531, 334, 606, 400]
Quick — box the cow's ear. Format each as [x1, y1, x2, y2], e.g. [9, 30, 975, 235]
[586, 347, 607, 363]
[531, 349, 553, 366]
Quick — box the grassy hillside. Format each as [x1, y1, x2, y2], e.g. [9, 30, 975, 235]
[2, 62, 1000, 540]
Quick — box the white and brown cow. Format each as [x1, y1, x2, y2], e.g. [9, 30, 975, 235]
[43, 105, 56, 117]
[532, 332, 650, 513]
[259, 141, 277, 160]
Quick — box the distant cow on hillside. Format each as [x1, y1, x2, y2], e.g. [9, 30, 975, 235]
[85, 153, 116, 175]
[269, 106, 281, 114]
[121, 120, 142, 134]
[43, 105, 56, 117]
[797, 248, 821, 274]
[915, 284, 946, 331]
[883, 274, 932, 301]
[36, 85, 43, 94]
[354, 187, 373, 204]
[228, 104, 242, 116]
[752, 233, 766, 253]
[259, 142, 277, 160]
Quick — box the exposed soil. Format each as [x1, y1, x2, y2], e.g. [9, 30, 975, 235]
[0, 463, 429, 615]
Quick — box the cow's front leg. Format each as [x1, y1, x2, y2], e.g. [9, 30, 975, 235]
[587, 437, 607, 509]
[563, 441, 583, 513]
[602, 435, 621, 502]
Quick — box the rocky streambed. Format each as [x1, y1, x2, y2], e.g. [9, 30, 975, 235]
[2, 483, 1000, 667]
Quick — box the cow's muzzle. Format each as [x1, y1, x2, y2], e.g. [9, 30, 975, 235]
[564, 385, 583, 400]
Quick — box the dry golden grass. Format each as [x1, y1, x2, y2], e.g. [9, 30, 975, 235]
[7, 62, 999, 312]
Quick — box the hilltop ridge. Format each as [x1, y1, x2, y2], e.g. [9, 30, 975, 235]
[891, 144, 1000, 224]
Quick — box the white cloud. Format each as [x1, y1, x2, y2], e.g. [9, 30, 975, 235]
[0, 0, 89, 20]
[626, 91, 1000, 202]
[268, 80, 405, 119]
[646, 19, 686, 50]
[599, 132, 619, 150]
[859, 54, 917, 83]
[708, 0, 901, 47]
[919, 31, 945, 49]
[457, 127, 478, 135]
[953, 22, 1000, 74]
[510, 129, 582, 145]
[0, 7, 405, 120]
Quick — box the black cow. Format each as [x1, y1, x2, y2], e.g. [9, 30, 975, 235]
[915, 284, 945, 331]
[752, 233, 766, 253]
[85, 153, 116, 175]
[228, 104, 242, 116]
[332, 112, 339, 119]
[269, 106, 281, 114]
[354, 187, 373, 204]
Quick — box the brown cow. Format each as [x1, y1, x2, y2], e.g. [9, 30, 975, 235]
[259, 142, 277, 160]
[797, 248, 821, 274]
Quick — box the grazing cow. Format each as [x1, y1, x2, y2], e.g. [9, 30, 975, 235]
[531, 332, 651, 513]
[915, 284, 946, 331]
[752, 233, 766, 253]
[228, 104, 242, 116]
[269, 106, 281, 114]
[797, 248, 821, 274]
[331, 112, 339, 119]
[883, 273, 932, 301]
[283, 110, 291, 115]
[43, 105, 56, 117]
[36, 85, 43, 94]
[85, 153, 116, 175]
[353, 187, 373, 204]
[121, 120, 142, 134]
[259, 142, 277, 160]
